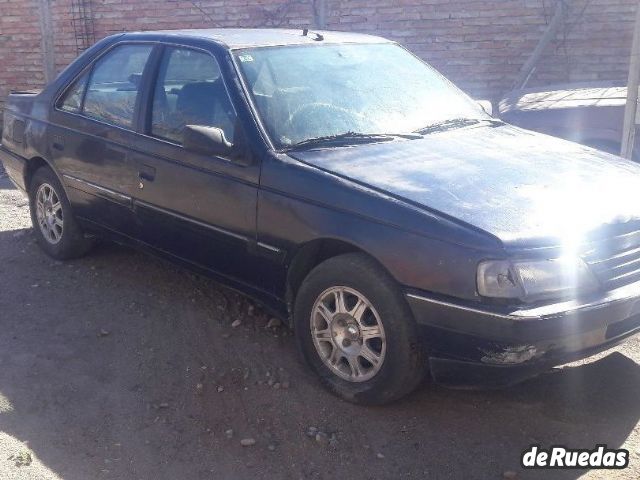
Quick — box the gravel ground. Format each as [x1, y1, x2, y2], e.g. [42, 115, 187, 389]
[1, 173, 640, 480]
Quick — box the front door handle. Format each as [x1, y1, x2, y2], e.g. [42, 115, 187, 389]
[138, 165, 156, 182]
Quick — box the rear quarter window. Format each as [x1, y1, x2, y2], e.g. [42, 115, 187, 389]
[57, 71, 89, 113]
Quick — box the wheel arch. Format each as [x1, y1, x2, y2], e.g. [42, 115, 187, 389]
[285, 238, 394, 325]
[24, 156, 62, 193]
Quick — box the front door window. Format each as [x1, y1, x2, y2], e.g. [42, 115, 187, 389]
[150, 47, 236, 145]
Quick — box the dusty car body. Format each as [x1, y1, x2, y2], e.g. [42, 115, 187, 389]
[2, 29, 640, 404]
[499, 81, 640, 158]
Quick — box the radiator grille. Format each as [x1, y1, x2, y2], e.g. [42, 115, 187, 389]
[583, 230, 640, 290]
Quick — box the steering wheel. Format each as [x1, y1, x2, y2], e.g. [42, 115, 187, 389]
[284, 102, 362, 138]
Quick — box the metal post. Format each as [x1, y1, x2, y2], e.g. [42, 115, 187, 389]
[38, 0, 56, 83]
[621, 1, 640, 159]
[314, 0, 327, 29]
[512, 0, 567, 91]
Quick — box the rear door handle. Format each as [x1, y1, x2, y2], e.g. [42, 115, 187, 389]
[52, 135, 64, 151]
[138, 165, 156, 182]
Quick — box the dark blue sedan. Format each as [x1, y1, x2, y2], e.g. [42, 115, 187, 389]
[2, 29, 640, 404]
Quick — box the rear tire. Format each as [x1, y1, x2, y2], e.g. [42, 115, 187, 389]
[294, 253, 426, 405]
[28, 166, 93, 260]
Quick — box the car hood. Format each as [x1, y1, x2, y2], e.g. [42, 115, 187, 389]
[288, 124, 640, 248]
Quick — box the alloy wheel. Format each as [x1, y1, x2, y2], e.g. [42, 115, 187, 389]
[35, 183, 63, 244]
[310, 286, 386, 382]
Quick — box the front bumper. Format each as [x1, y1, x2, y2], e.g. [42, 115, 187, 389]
[405, 283, 640, 388]
[0, 144, 27, 191]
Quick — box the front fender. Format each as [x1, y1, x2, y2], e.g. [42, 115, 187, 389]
[258, 153, 504, 301]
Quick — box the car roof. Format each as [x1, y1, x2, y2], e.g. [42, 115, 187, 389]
[120, 28, 392, 49]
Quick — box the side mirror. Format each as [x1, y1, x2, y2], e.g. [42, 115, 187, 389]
[183, 125, 235, 158]
[476, 100, 494, 117]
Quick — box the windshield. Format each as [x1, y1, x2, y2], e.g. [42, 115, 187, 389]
[233, 42, 488, 148]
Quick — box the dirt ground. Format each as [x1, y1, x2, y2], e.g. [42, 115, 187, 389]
[1, 171, 640, 480]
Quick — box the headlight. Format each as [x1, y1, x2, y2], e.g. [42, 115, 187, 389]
[477, 257, 599, 303]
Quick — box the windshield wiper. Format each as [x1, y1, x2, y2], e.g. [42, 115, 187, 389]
[286, 131, 422, 150]
[415, 118, 503, 135]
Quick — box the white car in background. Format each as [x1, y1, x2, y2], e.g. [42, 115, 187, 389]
[500, 81, 640, 160]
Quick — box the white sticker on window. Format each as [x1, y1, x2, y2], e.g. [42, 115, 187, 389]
[238, 54, 254, 63]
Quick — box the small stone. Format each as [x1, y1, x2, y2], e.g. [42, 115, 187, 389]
[195, 383, 203, 395]
[268, 444, 276, 451]
[266, 318, 282, 329]
[217, 386, 224, 393]
[225, 429, 234, 439]
[376, 452, 385, 459]
[503, 471, 518, 479]
[273, 382, 280, 390]
[231, 319, 242, 328]
[240, 438, 256, 447]
[315, 432, 329, 445]
[10, 451, 32, 467]
[98, 329, 110, 337]
[158, 402, 169, 409]
[306, 427, 318, 438]
[247, 305, 255, 316]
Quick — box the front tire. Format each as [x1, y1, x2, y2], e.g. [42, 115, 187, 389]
[294, 253, 426, 405]
[29, 166, 93, 260]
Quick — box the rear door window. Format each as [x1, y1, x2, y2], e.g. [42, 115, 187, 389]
[82, 44, 153, 128]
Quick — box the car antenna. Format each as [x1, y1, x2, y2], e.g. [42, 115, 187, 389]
[302, 28, 324, 41]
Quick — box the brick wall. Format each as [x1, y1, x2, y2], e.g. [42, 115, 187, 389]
[0, 0, 47, 100]
[0, 0, 637, 115]
[324, 0, 638, 97]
